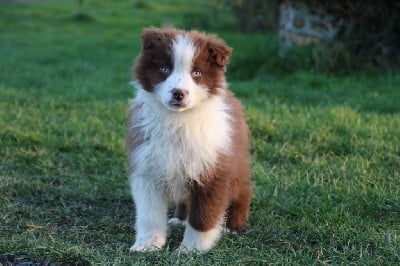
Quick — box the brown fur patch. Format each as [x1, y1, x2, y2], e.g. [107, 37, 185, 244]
[173, 91, 252, 232]
[189, 31, 232, 94]
[133, 27, 178, 92]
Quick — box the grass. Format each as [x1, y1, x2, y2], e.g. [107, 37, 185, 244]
[1, 0, 399, 265]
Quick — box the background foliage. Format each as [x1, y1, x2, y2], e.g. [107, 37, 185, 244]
[222, 0, 400, 70]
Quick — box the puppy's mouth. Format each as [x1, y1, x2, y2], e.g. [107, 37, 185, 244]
[168, 100, 188, 111]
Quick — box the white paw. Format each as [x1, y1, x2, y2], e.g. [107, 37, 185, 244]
[168, 218, 186, 226]
[222, 227, 238, 234]
[129, 243, 159, 252]
[180, 223, 222, 253]
[129, 235, 165, 252]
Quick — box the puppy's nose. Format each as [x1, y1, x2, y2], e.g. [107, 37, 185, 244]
[172, 88, 188, 101]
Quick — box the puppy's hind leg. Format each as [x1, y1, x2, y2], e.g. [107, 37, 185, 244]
[168, 200, 189, 226]
[226, 177, 252, 232]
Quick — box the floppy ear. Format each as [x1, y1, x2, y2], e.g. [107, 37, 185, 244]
[141, 27, 177, 50]
[141, 28, 163, 50]
[207, 38, 233, 68]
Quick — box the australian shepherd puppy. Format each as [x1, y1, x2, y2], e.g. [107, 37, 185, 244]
[127, 27, 252, 253]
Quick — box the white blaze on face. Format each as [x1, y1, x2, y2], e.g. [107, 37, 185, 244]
[155, 34, 209, 112]
[173, 34, 195, 73]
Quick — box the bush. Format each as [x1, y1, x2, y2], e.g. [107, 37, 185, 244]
[221, 0, 279, 32]
[329, 0, 400, 68]
[223, 0, 400, 70]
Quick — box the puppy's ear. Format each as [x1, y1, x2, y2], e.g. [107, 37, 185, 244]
[141, 27, 177, 50]
[207, 38, 232, 68]
[141, 28, 162, 50]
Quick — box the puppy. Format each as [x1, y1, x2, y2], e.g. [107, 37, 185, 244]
[127, 27, 252, 252]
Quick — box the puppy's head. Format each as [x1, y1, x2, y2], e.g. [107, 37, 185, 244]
[133, 27, 232, 112]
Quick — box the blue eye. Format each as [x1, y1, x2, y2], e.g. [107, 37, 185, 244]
[160, 66, 170, 74]
[192, 69, 201, 77]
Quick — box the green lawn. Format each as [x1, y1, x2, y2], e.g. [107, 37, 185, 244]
[1, 0, 399, 265]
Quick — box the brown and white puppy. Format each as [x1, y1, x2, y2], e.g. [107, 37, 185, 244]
[127, 27, 252, 252]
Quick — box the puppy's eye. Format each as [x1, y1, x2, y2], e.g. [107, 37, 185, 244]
[192, 69, 201, 77]
[160, 66, 170, 74]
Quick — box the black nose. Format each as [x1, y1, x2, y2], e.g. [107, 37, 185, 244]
[172, 88, 188, 101]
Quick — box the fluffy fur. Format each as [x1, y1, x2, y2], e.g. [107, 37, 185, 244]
[127, 27, 252, 253]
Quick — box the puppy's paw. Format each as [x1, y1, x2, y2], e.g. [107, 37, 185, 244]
[168, 218, 186, 226]
[129, 234, 165, 252]
[129, 243, 158, 252]
[222, 227, 237, 234]
[129, 242, 162, 252]
[179, 224, 221, 253]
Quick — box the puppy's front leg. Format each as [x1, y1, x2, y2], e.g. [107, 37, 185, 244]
[130, 176, 168, 252]
[180, 179, 229, 252]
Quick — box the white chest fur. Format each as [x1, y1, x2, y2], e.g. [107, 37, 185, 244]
[129, 89, 232, 200]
